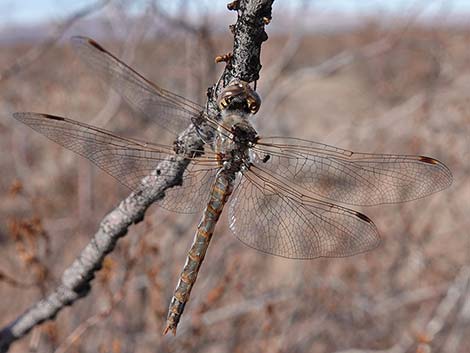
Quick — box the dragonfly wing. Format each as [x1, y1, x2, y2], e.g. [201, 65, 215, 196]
[71, 36, 204, 135]
[159, 163, 218, 214]
[13, 113, 218, 214]
[228, 167, 380, 259]
[253, 137, 452, 206]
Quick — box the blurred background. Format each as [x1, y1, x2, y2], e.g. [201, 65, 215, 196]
[0, 1, 469, 352]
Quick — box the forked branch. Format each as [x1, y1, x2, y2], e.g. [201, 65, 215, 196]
[0, 0, 273, 351]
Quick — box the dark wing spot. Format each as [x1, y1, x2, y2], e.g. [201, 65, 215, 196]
[43, 114, 65, 121]
[419, 156, 439, 165]
[74, 36, 166, 95]
[86, 37, 106, 52]
[356, 212, 373, 223]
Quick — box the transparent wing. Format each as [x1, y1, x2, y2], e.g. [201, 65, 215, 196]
[13, 113, 219, 214]
[228, 166, 380, 259]
[71, 36, 207, 135]
[161, 163, 218, 214]
[252, 137, 452, 206]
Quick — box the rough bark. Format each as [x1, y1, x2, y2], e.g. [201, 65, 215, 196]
[0, 0, 274, 351]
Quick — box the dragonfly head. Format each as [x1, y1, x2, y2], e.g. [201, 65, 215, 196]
[217, 79, 261, 114]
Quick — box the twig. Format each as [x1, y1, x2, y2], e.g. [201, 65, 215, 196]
[53, 246, 138, 353]
[415, 266, 470, 351]
[0, 1, 274, 351]
[0, 0, 111, 82]
[443, 276, 470, 352]
[225, 0, 274, 83]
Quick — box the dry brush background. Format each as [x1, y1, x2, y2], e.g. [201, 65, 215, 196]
[0, 1, 469, 352]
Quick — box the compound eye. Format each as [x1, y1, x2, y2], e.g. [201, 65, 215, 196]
[218, 94, 233, 110]
[224, 96, 233, 106]
[247, 91, 261, 114]
[248, 101, 259, 114]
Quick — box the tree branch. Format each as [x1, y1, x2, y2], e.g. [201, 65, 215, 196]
[225, 0, 273, 83]
[0, 0, 273, 351]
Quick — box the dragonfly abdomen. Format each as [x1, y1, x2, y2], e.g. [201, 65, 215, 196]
[164, 170, 234, 335]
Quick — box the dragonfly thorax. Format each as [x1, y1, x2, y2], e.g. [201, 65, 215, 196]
[217, 111, 258, 173]
[219, 111, 258, 144]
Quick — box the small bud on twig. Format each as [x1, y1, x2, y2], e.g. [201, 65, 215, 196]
[215, 52, 233, 64]
[227, 0, 239, 11]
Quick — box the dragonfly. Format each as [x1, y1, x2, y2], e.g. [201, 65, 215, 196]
[13, 36, 453, 335]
